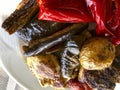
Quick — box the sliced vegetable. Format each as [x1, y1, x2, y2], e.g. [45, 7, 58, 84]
[37, 0, 93, 22]
[61, 40, 80, 79]
[17, 15, 70, 42]
[26, 53, 66, 88]
[24, 23, 88, 56]
[85, 0, 120, 45]
[2, 0, 39, 34]
[79, 37, 115, 70]
[61, 30, 92, 79]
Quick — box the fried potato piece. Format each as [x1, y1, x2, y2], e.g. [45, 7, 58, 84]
[79, 37, 115, 70]
[26, 53, 66, 88]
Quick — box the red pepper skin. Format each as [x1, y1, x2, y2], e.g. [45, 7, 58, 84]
[109, 0, 120, 45]
[37, 0, 93, 23]
[86, 0, 120, 45]
[37, 0, 120, 45]
[85, 0, 113, 35]
[67, 79, 92, 90]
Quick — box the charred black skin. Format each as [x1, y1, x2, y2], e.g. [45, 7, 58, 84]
[2, 0, 39, 34]
[17, 15, 70, 42]
[84, 56, 120, 90]
[61, 29, 92, 80]
[61, 39, 80, 79]
[24, 23, 88, 56]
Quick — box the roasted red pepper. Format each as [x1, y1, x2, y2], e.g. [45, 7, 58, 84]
[37, 0, 120, 45]
[67, 79, 92, 90]
[109, 0, 120, 45]
[37, 0, 93, 22]
[86, 0, 120, 45]
[85, 0, 113, 35]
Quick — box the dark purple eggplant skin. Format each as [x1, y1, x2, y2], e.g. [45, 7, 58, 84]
[2, 0, 39, 34]
[61, 39, 80, 79]
[17, 16, 70, 42]
[61, 29, 92, 79]
[24, 23, 88, 56]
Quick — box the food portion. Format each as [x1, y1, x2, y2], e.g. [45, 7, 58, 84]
[2, 0, 39, 34]
[23, 23, 88, 56]
[37, 0, 93, 22]
[83, 56, 120, 90]
[61, 40, 80, 79]
[38, 0, 120, 45]
[61, 30, 92, 80]
[80, 37, 115, 70]
[27, 53, 66, 88]
[2, 0, 120, 90]
[17, 15, 70, 42]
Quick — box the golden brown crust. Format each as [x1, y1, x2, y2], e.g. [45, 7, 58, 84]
[79, 37, 115, 70]
[26, 53, 66, 88]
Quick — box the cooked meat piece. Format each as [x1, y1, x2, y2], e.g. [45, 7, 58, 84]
[26, 53, 66, 88]
[2, 0, 39, 34]
[79, 37, 115, 70]
[23, 23, 88, 56]
[61, 30, 92, 79]
[17, 15, 70, 42]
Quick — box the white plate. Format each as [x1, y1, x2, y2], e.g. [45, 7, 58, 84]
[0, 26, 53, 90]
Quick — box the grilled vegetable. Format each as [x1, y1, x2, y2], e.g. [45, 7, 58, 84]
[84, 69, 115, 90]
[37, 0, 93, 22]
[61, 40, 80, 79]
[67, 79, 92, 90]
[83, 56, 120, 90]
[24, 23, 88, 56]
[17, 15, 70, 42]
[79, 37, 115, 70]
[26, 53, 66, 88]
[61, 30, 92, 79]
[2, 0, 39, 34]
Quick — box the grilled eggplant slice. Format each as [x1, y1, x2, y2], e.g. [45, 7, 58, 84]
[17, 15, 70, 42]
[24, 23, 88, 56]
[61, 29, 92, 80]
[2, 0, 39, 34]
[61, 39, 80, 79]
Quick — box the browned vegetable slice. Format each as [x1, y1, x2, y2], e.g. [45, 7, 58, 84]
[2, 0, 39, 34]
[26, 53, 66, 88]
[24, 23, 88, 56]
[61, 30, 92, 80]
